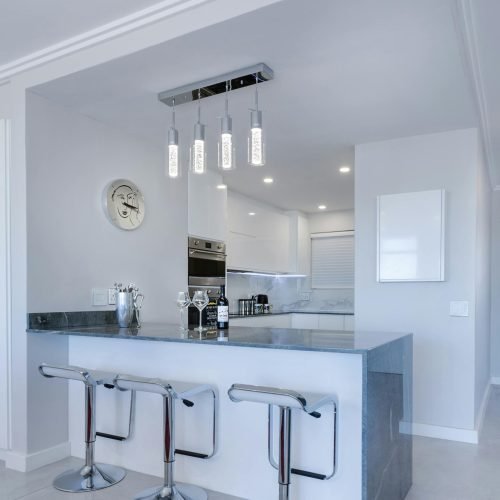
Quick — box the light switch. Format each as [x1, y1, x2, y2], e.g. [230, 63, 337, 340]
[92, 288, 108, 306]
[449, 301, 469, 317]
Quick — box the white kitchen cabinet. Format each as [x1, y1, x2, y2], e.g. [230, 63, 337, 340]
[290, 313, 319, 329]
[227, 191, 290, 273]
[344, 315, 355, 331]
[288, 211, 310, 275]
[230, 314, 291, 328]
[188, 170, 227, 242]
[318, 314, 345, 331]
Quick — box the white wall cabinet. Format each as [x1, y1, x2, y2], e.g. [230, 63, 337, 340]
[188, 170, 227, 242]
[227, 191, 290, 273]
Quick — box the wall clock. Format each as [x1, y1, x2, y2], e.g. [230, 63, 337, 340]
[103, 179, 145, 230]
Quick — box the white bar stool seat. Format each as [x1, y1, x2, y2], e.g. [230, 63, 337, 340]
[114, 374, 218, 500]
[228, 383, 338, 500]
[39, 363, 127, 493]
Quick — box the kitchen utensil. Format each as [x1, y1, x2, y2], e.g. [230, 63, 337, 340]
[116, 292, 134, 328]
[255, 294, 268, 305]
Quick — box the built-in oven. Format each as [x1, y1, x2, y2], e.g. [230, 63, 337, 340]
[187, 237, 226, 329]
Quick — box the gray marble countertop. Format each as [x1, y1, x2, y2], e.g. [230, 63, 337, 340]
[28, 322, 409, 354]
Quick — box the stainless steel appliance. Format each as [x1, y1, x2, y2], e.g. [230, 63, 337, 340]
[187, 237, 226, 328]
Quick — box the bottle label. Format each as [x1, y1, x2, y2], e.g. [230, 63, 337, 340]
[217, 306, 229, 322]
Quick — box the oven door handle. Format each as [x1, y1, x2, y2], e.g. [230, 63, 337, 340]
[189, 249, 226, 261]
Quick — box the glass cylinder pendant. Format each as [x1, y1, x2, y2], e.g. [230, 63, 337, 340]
[248, 110, 265, 167]
[190, 122, 206, 174]
[218, 116, 235, 170]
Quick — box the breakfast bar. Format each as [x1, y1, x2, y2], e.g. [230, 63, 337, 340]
[28, 313, 412, 500]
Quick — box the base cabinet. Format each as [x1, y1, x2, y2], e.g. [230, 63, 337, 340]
[230, 314, 292, 328]
[232, 313, 355, 331]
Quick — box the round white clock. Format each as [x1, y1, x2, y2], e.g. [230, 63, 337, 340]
[103, 179, 145, 230]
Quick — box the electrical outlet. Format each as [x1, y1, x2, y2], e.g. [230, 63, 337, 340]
[300, 292, 311, 301]
[92, 288, 108, 306]
[108, 288, 117, 305]
[449, 301, 469, 317]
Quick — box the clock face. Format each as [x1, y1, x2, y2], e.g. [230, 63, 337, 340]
[104, 179, 145, 230]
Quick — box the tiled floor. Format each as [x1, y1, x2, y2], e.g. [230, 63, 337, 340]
[3, 388, 500, 500]
[406, 385, 500, 500]
[0, 457, 244, 500]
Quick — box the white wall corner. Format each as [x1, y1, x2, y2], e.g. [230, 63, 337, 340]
[453, 0, 497, 189]
[3, 441, 71, 472]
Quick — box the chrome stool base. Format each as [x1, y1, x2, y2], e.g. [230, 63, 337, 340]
[134, 482, 208, 500]
[53, 463, 126, 492]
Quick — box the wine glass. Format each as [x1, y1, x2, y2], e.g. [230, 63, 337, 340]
[176, 291, 191, 331]
[192, 290, 209, 332]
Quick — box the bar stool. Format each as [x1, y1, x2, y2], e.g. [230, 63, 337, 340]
[38, 363, 127, 492]
[114, 374, 218, 500]
[228, 383, 338, 500]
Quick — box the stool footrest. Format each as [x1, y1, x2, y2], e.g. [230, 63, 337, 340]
[175, 448, 209, 459]
[291, 468, 327, 480]
[96, 431, 127, 442]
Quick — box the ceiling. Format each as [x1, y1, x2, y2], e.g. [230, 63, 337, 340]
[23, 0, 492, 212]
[0, 0, 166, 65]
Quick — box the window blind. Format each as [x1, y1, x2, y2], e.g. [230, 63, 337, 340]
[311, 231, 354, 288]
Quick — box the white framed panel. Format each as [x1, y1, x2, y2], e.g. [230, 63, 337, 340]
[377, 189, 445, 282]
[0, 119, 11, 450]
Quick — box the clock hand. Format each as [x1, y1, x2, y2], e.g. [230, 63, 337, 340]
[122, 202, 139, 212]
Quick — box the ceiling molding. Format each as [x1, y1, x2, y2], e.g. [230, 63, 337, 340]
[0, 0, 213, 83]
[453, 0, 497, 189]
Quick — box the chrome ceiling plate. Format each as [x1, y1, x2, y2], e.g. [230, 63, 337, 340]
[158, 63, 274, 107]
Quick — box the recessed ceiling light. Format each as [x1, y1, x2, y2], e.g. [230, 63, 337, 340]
[318, 205, 327, 210]
[339, 166, 351, 173]
[263, 177, 274, 184]
[248, 212, 256, 216]
[217, 184, 227, 189]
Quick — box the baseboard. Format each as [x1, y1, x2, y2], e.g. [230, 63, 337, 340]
[410, 422, 478, 444]
[4, 441, 70, 472]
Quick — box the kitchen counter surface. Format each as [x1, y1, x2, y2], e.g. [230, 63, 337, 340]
[28, 321, 408, 355]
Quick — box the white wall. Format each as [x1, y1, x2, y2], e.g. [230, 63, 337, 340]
[355, 129, 483, 437]
[26, 92, 187, 322]
[490, 192, 500, 379]
[474, 147, 491, 423]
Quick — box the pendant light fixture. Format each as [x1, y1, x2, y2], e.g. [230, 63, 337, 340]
[248, 73, 265, 167]
[166, 98, 179, 178]
[218, 80, 235, 170]
[190, 88, 206, 174]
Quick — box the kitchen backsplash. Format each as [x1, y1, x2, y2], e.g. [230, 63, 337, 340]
[227, 274, 354, 314]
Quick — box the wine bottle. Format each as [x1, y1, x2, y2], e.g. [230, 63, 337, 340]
[217, 285, 229, 330]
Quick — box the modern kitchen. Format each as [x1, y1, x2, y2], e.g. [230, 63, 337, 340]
[1, 1, 499, 500]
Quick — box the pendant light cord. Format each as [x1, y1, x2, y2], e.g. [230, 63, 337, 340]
[254, 73, 259, 111]
[171, 97, 176, 128]
[197, 88, 201, 123]
[225, 80, 229, 117]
